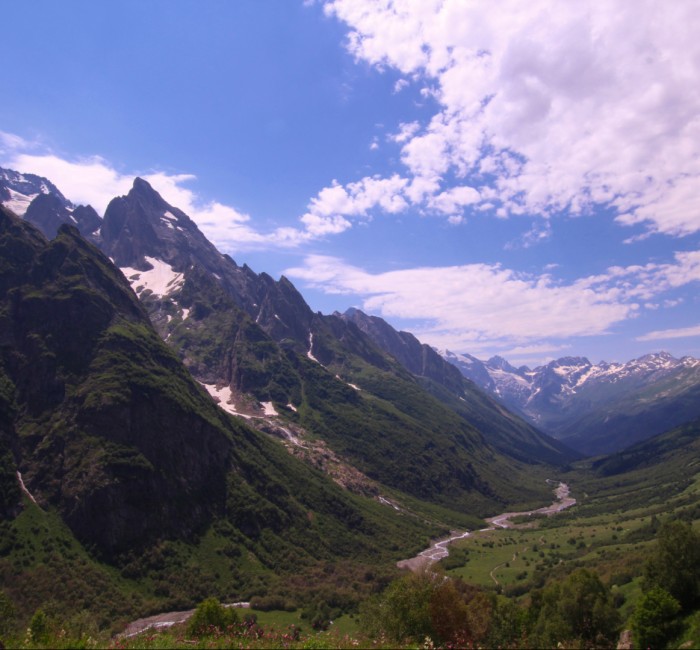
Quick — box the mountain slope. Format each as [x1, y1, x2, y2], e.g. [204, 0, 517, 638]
[342, 307, 575, 465]
[0, 204, 449, 627]
[97, 178, 572, 512]
[592, 417, 700, 478]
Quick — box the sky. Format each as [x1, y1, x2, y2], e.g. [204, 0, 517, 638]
[2, 0, 700, 366]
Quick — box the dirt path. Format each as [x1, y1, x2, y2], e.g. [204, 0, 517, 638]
[397, 481, 575, 572]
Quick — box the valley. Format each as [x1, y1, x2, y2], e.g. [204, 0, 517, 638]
[0, 168, 699, 649]
[397, 481, 576, 571]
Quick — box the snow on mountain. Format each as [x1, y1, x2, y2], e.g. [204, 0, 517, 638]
[120, 256, 185, 298]
[440, 348, 700, 454]
[0, 167, 72, 216]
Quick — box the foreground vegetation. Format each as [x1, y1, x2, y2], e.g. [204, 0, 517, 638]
[3, 467, 699, 649]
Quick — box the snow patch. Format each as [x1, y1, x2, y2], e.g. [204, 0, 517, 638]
[121, 257, 184, 298]
[336, 375, 361, 391]
[261, 401, 278, 416]
[16, 471, 39, 506]
[200, 383, 251, 419]
[287, 403, 298, 412]
[378, 496, 400, 511]
[4, 189, 37, 216]
[307, 332, 323, 365]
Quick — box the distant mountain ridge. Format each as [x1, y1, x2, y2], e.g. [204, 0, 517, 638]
[442, 349, 700, 456]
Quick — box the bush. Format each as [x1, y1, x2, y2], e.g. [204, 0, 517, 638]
[186, 597, 239, 637]
[29, 608, 50, 644]
[644, 520, 700, 610]
[631, 587, 681, 649]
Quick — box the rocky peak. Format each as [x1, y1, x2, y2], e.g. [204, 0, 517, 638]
[486, 355, 522, 375]
[24, 192, 73, 238]
[0, 166, 71, 216]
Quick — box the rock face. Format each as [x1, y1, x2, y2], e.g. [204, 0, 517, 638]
[0, 205, 232, 557]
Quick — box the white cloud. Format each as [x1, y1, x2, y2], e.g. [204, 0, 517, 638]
[300, 174, 409, 232]
[0, 131, 35, 153]
[393, 78, 409, 93]
[323, 0, 700, 237]
[7, 153, 133, 214]
[428, 185, 480, 215]
[286, 249, 700, 352]
[637, 323, 700, 342]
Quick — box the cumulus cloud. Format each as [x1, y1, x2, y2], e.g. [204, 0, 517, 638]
[285, 249, 700, 352]
[322, 0, 700, 237]
[300, 174, 410, 234]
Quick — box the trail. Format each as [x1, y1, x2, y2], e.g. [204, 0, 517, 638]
[397, 482, 575, 572]
[490, 546, 528, 586]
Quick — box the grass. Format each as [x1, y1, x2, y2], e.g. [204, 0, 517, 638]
[440, 470, 700, 614]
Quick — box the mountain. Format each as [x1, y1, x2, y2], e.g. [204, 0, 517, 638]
[0, 203, 445, 623]
[341, 307, 575, 466]
[442, 350, 700, 456]
[0, 167, 101, 239]
[1, 168, 574, 513]
[0, 167, 70, 216]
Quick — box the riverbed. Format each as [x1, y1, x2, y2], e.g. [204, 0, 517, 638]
[396, 482, 575, 572]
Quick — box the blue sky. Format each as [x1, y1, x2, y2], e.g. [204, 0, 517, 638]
[2, 0, 700, 365]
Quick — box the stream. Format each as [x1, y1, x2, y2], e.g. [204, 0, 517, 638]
[396, 481, 576, 572]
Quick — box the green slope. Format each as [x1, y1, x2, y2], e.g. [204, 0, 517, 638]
[0, 207, 440, 630]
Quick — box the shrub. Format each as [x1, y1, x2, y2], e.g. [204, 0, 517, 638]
[643, 520, 700, 610]
[0, 590, 15, 635]
[29, 608, 50, 644]
[631, 587, 681, 649]
[186, 597, 239, 637]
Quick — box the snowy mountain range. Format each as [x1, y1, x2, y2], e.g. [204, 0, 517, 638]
[441, 350, 700, 455]
[1, 164, 577, 523]
[3, 165, 700, 460]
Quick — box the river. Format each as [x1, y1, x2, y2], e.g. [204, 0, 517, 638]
[396, 481, 575, 572]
